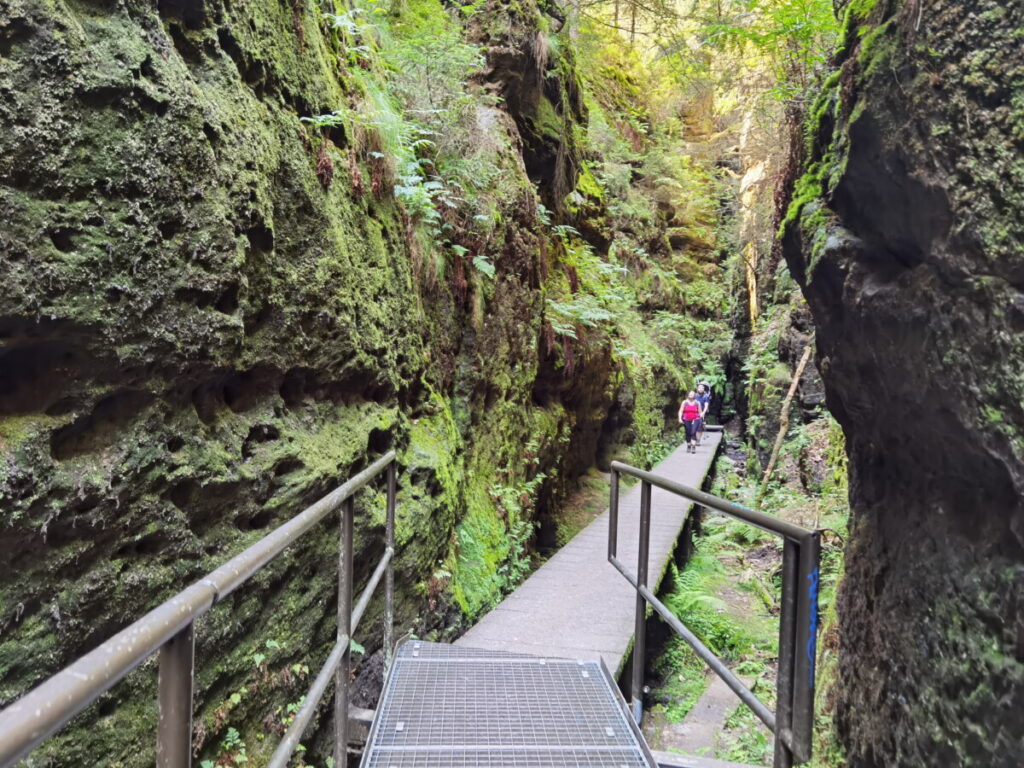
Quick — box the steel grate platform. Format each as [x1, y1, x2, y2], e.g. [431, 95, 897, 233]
[361, 641, 657, 768]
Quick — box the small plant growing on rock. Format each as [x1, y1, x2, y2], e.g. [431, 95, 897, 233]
[200, 726, 248, 767]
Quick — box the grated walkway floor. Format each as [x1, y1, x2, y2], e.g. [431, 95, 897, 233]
[362, 641, 657, 768]
[456, 432, 722, 675]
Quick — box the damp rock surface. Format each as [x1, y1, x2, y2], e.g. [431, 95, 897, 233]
[783, 1, 1024, 764]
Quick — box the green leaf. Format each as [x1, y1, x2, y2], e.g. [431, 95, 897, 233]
[472, 254, 495, 278]
[350, 639, 366, 654]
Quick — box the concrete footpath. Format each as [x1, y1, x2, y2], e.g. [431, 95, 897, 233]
[456, 431, 722, 674]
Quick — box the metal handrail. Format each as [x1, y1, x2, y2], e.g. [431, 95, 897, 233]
[0, 450, 399, 768]
[609, 455, 820, 768]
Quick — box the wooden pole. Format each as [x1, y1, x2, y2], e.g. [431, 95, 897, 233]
[758, 345, 813, 503]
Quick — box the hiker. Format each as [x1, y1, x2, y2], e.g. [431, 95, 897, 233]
[678, 391, 701, 454]
[695, 382, 711, 444]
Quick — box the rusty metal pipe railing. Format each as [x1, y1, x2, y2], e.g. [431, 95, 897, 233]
[268, 545, 393, 768]
[336, 495, 355, 768]
[384, 462, 396, 671]
[609, 555, 777, 732]
[0, 450, 399, 768]
[609, 457, 820, 768]
[157, 621, 196, 766]
[268, 633, 349, 768]
[610, 460, 811, 541]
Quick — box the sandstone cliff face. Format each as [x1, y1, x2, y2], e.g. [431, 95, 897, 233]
[783, 1, 1024, 764]
[0, 0, 626, 761]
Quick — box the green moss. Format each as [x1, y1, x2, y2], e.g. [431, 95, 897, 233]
[450, 478, 508, 615]
[394, 0, 450, 32]
[857, 19, 898, 78]
[398, 387, 462, 582]
[835, 0, 881, 54]
[0, 0, 429, 757]
[847, 0, 879, 21]
[286, 405, 395, 479]
[534, 94, 562, 141]
[575, 162, 604, 201]
[781, 52, 863, 277]
[767, 362, 792, 388]
[448, 396, 564, 615]
[0, 414, 60, 452]
[783, 167, 825, 229]
[1, 0, 745, 764]
[783, 68, 842, 239]
[982, 406, 1004, 425]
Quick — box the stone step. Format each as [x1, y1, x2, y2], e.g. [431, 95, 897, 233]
[651, 749, 767, 768]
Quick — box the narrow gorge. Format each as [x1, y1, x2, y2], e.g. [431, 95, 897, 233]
[0, 0, 1021, 766]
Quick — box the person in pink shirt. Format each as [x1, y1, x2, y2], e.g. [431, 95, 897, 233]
[678, 391, 701, 454]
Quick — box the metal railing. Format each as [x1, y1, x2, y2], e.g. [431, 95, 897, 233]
[608, 446, 820, 768]
[0, 450, 399, 768]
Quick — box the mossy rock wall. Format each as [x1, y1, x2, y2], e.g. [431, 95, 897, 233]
[782, 1, 1024, 764]
[0, 0, 622, 763]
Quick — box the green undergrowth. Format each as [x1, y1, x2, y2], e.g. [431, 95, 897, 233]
[450, 408, 565, 616]
[649, 521, 776, 726]
[719, 702, 774, 764]
[305, 0, 515, 280]
[650, 631, 710, 723]
[648, 416, 848, 765]
[731, 416, 848, 766]
[0, 1, 805, 765]
[314, 0, 743, 617]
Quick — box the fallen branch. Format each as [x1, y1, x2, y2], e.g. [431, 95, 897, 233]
[757, 344, 814, 504]
[743, 569, 778, 614]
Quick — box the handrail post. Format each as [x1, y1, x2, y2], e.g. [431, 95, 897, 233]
[384, 461, 397, 673]
[773, 539, 798, 768]
[608, 468, 620, 560]
[631, 480, 652, 724]
[156, 621, 194, 768]
[0, 451, 399, 768]
[791, 532, 821, 762]
[606, 458, 821, 765]
[335, 497, 354, 768]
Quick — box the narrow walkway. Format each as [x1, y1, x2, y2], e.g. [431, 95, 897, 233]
[364, 641, 658, 768]
[456, 432, 722, 674]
